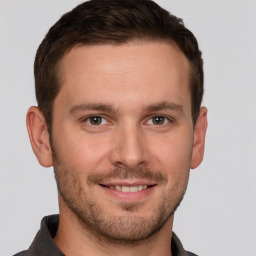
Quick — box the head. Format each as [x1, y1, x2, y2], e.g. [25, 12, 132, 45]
[27, 0, 207, 245]
[34, 0, 203, 132]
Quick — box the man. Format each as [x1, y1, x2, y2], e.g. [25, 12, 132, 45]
[15, 0, 207, 255]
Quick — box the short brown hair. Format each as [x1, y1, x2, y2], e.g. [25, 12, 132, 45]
[34, 0, 204, 129]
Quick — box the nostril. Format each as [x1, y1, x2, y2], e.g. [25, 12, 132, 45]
[109, 135, 148, 169]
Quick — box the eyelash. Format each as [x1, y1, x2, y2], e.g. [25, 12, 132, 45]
[82, 115, 109, 126]
[82, 115, 173, 126]
[148, 115, 172, 125]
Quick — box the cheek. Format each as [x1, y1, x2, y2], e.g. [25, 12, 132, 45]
[53, 129, 112, 172]
[150, 130, 193, 165]
[148, 130, 193, 182]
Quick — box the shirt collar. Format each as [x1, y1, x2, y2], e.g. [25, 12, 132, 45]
[28, 215, 64, 256]
[27, 214, 194, 256]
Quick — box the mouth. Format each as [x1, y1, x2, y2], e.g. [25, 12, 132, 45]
[99, 182, 157, 201]
[100, 184, 156, 193]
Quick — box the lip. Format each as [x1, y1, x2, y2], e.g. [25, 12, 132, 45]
[99, 181, 157, 201]
[101, 180, 156, 187]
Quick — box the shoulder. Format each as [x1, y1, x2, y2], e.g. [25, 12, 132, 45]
[187, 252, 198, 256]
[13, 251, 28, 256]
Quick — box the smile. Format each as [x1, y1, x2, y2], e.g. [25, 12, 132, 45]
[100, 184, 156, 193]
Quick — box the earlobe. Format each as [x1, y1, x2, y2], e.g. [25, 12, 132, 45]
[26, 106, 53, 167]
[190, 107, 208, 169]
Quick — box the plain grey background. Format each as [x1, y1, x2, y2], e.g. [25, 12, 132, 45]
[1, 0, 256, 255]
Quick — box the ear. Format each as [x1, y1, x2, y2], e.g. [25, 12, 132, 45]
[26, 106, 53, 167]
[190, 107, 208, 169]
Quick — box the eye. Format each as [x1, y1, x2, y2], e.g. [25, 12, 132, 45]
[147, 115, 169, 125]
[85, 116, 107, 125]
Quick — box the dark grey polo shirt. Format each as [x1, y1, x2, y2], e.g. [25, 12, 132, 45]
[14, 215, 198, 256]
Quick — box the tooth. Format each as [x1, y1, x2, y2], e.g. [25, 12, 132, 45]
[115, 185, 122, 191]
[113, 185, 148, 192]
[130, 186, 139, 192]
[121, 186, 130, 192]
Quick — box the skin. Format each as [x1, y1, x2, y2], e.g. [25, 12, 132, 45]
[26, 41, 207, 256]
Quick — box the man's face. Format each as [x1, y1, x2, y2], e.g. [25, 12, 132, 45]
[50, 42, 199, 242]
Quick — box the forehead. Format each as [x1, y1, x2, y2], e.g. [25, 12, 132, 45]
[60, 41, 190, 80]
[56, 41, 191, 112]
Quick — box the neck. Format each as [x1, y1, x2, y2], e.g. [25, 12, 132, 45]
[54, 198, 174, 256]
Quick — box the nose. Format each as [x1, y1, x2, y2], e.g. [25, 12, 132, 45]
[110, 124, 148, 169]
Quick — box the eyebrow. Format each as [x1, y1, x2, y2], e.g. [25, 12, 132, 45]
[69, 103, 117, 114]
[69, 101, 183, 114]
[144, 101, 183, 112]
